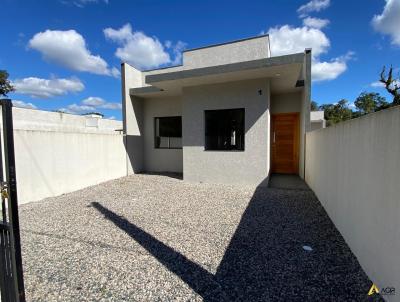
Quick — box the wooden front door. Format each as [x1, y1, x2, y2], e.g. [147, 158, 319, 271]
[271, 113, 299, 174]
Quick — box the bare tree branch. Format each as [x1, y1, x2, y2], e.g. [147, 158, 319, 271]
[380, 65, 400, 105]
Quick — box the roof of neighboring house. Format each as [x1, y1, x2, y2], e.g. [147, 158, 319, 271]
[310, 111, 325, 121]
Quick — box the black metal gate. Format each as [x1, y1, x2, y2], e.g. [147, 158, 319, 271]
[0, 99, 25, 302]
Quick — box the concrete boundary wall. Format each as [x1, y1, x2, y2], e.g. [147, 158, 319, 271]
[2, 108, 127, 204]
[305, 106, 400, 300]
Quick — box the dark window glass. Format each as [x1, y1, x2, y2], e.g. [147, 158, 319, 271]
[154, 116, 182, 149]
[205, 108, 245, 151]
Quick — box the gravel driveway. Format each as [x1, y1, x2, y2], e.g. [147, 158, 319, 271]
[19, 174, 382, 301]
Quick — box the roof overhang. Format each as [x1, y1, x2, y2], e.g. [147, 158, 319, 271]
[130, 53, 305, 98]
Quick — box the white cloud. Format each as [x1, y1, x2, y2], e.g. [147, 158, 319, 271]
[371, 81, 385, 88]
[81, 96, 122, 109]
[170, 40, 187, 65]
[29, 30, 118, 77]
[164, 40, 172, 49]
[62, 96, 122, 114]
[111, 67, 120, 77]
[297, 0, 330, 17]
[12, 76, 84, 98]
[372, 0, 400, 45]
[100, 102, 122, 109]
[165, 39, 187, 64]
[303, 17, 330, 29]
[268, 25, 353, 82]
[61, 0, 108, 8]
[12, 100, 37, 109]
[312, 59, 346, 81]
[104, 23, 185, 69]
[65, 103, 94, 113]
[104, 23, 133, 42]
[81, 96, 105, 106]
[312, 51, 354, 81]
[104, 23, 169, 69]
[268, 25, 330, 57]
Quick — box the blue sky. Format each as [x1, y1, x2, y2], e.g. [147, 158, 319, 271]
[1, 0, 399, 120]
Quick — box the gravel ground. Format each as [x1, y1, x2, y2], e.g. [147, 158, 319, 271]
[19, 174, 383, 301]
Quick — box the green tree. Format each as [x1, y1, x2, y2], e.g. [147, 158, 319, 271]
[376, 96, 391, 111]
[354, 92, 389, 115]
[351, 111, 362, 119]
[0, 70, 14, 97]
[319, 99, 352, 126]
[310, 101, 319, 111]
[380, 65, 400, 105]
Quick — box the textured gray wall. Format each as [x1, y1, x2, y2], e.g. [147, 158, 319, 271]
[143, 97, 183, 173]
[123, 49, 311, 184]
[124, 96, 144, 173]
[182, 78, 270, 187]
[270, 92, 302, 114]
[121, 63, 145, 174]
[183, 36, 270, 69]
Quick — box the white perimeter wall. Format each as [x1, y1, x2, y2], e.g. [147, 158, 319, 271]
[3, 108, 127, 204]
[305, 106, 400, 300]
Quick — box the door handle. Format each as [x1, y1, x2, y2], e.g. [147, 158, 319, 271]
[273, 131, 276, 143]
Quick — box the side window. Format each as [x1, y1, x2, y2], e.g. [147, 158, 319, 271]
[154, 116, 182, 149]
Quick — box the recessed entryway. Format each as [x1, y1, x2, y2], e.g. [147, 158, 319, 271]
[271, 113, 299, 174]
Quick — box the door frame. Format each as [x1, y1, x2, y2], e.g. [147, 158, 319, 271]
[271, 112, 300, 174]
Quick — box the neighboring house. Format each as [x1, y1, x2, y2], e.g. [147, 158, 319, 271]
[310, 110, 326, 131]
[122, 34, 312, 186]
[8, 108, 122, 133]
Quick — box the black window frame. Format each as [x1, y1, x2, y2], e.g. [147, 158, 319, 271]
[154, 116, 182, 149]
[204, 108, 245, 152]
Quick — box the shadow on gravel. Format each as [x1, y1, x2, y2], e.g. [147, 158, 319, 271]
[91, 175, 383, 302]
[141, 172, 183, 180]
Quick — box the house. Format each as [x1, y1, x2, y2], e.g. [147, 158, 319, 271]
[121, 34, 311, 186]
[310, 110, 326, 131]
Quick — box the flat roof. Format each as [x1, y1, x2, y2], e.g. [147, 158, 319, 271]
[129, 86, 163, 95]
[145, 52, 304, 84]
[141, 64, 183, 73]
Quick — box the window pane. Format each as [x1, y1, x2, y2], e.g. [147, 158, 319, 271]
[159, 116, 182, 137]
[154, 116, 182, 149]
[169, 137, 182, 148]
[158, 137, 170, 148]
[205, 109, 245, 151]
